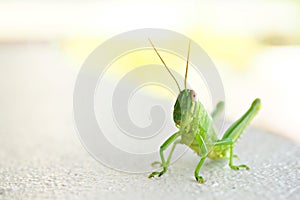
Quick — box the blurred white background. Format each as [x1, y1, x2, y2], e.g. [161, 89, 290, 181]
[0, 0, 300, 144]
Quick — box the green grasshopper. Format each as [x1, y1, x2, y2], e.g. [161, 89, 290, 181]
[148, 39, 261, 183]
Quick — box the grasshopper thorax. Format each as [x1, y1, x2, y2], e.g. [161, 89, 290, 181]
[173, 89, 197, 127]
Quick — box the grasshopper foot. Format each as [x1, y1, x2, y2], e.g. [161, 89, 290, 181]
[148, 170, 166, 178]
[195, 175, 205, 183]
[230, 164, 250, 170]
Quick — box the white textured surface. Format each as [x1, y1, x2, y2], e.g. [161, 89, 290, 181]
[0, 43, 299, 200]
[0, 127, 299, 200]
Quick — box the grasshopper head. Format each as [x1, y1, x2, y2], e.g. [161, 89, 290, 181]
[173, 89, 197, 126]
[148, 39, 193, 127]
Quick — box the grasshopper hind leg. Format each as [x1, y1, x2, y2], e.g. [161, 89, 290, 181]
[214, 138, 250, 170]
[229, 144, 250, 170]
[217, 98, 261, 170]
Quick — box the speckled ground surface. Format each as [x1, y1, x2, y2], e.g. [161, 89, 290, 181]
[0, 43, 299, 200]
[0, 127, 299, 200]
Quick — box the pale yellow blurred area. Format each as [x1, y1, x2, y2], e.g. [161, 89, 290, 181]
[1, 0, 300, 143]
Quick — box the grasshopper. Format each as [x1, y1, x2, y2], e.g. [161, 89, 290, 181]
[148, 39, 261, 183]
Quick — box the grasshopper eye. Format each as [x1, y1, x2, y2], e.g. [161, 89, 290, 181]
[190, 90, 197, 101]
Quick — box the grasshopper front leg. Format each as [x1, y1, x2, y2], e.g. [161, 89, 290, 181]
[148, 132, 180, 178]
[151, 139, 181, 167]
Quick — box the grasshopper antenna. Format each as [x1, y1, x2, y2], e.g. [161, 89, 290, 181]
[148, 38, 181, 92]
[184, 40, 190, 90]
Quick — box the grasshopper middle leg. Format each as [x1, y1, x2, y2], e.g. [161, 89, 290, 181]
[194, 133, 208, 183]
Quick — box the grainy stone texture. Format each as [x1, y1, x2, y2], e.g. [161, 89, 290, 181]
[0, 43, 299, 200]
[0, 127, 299, 200]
